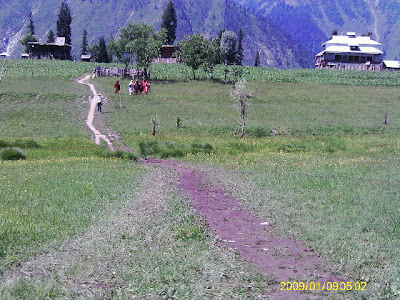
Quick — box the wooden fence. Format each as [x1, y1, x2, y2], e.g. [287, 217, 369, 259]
[93, 66, 146, 78]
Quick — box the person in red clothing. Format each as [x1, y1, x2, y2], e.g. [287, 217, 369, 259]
[114, 80, 121, 94]
[142, 79, 148, 94]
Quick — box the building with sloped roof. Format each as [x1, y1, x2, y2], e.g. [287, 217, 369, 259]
[28, 37, 72, 60]
[316, 32, 383, 70]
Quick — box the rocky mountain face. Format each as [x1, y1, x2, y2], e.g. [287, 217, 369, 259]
[1, 0, 399, 68]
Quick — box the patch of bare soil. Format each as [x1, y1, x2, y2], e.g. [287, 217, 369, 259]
[145, 159, 346, 299]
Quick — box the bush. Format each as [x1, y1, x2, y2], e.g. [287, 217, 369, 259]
[1, 148, 26, 161]
[0, 140, 11, 148]
[190, 143, 214, 155]
[138, 140, 161, 156]
[13, 139, 41, 149]
[138, 140, 214, 158]
[101, 150, 136, 160]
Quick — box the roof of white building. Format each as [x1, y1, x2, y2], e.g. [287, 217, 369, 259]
[316, 32, 383, 57]
[383, 60, 400, 69]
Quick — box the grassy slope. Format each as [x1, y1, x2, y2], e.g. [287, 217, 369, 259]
[94, 74, 399, 299]
[1, 60, 399, 298]
[0, 60, 268, 299]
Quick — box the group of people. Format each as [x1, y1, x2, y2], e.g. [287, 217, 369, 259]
[128, 79, 151, 95]
[113, 79, 151, 95]
[97, 79, 152, 113]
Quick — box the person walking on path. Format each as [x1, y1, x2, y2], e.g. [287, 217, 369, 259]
[97, 94, 103, 113]
[114, 80, 121, 94]
[129, 80, 135, 95]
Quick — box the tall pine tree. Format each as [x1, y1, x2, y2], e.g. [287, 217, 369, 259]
[254, 50, 260, 67]
[20, 12, 38, 53]
[47, 30, 55, 43]
[98, 37, 110, 63]
[161, 1, 177, 45]
[236, 28, 244, 65]
[56, 2, 72, 45]
[81, 30, 88, 56]
[28, 12, 35, 35]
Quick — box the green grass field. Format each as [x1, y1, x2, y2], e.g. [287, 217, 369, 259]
[1, 59, 399, 299]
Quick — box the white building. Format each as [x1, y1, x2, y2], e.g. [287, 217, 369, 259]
[316, 32, 383, 70]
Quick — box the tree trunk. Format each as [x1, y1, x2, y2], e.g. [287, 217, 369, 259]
[240, 120, 246, 139]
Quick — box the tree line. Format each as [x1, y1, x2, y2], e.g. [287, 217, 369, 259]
[21, 1, 260, 74]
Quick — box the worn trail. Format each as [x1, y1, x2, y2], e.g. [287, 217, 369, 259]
[146, 159, 345, 299]
[77, 75, 115, 151]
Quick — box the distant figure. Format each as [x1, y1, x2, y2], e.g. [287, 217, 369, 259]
[97, 94, 103, 113]
[142, 79, 148, 94]
[134, 80, 140, 95]
[114, 80, 120, 94]
[176, 116, 181, 128]
[129, 80, 135, 95]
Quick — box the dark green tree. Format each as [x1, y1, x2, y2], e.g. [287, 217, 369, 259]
[236, 28, 244, 65]
[89, 37, 110, 63]
[81, 29, 88, 56]
[220, 30, 237, 65]
[47, 30, 55, 43]
[254, 50, 260, 67]
[178, 35, 208, 80]
[108, 22, 165, 78]
[20, 33, 38, 53]
[98, 37, 110, 63]
[21, 12, 38, 53]
[56, 2, 72, 45]
[28, 12, 35, 35]
[161, 0, 177, 44]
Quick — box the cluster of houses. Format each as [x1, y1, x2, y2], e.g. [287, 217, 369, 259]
[16, 38, 179, 64]
[1, 31, 398, 71]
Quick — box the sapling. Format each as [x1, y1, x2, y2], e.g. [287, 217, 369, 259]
[231, 80, 252, 138]
[152, 115, 158, 137]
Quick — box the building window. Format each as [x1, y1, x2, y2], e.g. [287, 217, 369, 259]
[341, 55, 348, 61]
[335, 55, 341, 61]
[367, 56, 372, 62]
[350, 46, 360, 51]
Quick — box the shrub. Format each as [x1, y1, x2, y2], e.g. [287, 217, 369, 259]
[102, 150, 136, 160]
[190, 143, 214, 155]
[1, 148, 26, 161]
[138, 140, 161, 156]
[13, 139, 41, 149]
[0, 140, 11, 148]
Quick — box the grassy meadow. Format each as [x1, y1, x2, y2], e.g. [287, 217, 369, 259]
[1, 59, 399, 299]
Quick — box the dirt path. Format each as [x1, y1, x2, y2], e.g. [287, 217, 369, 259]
[145, 159, 345, 299]
[77, 75, 115, 151]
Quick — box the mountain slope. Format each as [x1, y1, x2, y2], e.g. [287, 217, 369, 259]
[0, 0, 313, 68]
[2, 0, 399, 67]
[236, 0, 400, 60]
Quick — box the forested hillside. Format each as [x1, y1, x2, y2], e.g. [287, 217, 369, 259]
[237, 0, 400, 60]
[1, 0, 400, 67]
